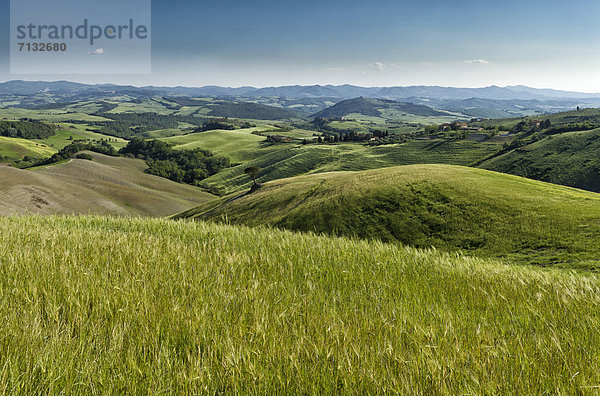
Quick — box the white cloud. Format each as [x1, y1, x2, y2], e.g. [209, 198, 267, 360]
[464, 59, 490, 65]
[370, 61, 402, 71]
[325, 67, 344, 72]
[88, 48, 105, 55]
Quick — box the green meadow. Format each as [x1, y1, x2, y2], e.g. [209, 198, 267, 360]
[0, 136, 56, 162]
[159, 127, 279, 163]
[200, 139, 501, 194]
[0, 216, 599, 393]
[178, 164, 600, 270]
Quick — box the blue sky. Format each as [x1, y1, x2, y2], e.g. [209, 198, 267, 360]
[1, 0, 599, 91]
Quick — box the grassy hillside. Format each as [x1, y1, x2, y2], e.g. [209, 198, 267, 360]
[0, 151, 214, 216]
[207, 102, 301, 120]
[0, 107, 112, 122]
[159, 127, 279, 163]
[0, 136, 56, 162]
[479, 128, 600, 192]
[36, 125, 128, 150]
[177, 164, 600, 269]
[312, 97, 451, 119]
[484, 107, 600, 128]
[200, 140, 501, 194]
[1, 215, 600, 393]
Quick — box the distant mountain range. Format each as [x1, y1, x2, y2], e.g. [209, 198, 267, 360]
[1, 80, 598, 120]
[1, 80, 600, 101]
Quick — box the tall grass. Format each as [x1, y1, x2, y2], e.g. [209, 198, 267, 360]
[0, 215, 599, 393]
[178, 164, 600, 270]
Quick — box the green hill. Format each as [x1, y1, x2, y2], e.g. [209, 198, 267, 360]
[479, 128, 600, 192]
[484, 107, 600, 128]
[207, 101, 301, 120]
[177, 164, 600, 269]
[159, 127, 280, 163]
[1, 215, 600, 393]
[199, 139, 500, 194]
[312, 97, 451, 119]
[0, 136, 56, 162]
[0, 151, 215, 216]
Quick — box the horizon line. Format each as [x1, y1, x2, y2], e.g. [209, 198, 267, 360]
[1, 79, 600, 95]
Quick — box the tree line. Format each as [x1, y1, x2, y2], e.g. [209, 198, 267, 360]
[0, 120, 57, 139]
[120, 138, 230, 185]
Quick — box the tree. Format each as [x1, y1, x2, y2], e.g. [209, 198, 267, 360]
[244, 166, 260, 186]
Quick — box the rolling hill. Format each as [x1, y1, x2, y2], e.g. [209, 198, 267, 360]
[159, 127, 281, 164]
[479, 127, 600, 192]
[421, 98, 583, 119]
[311, 97, 450, 119]
[198, 140, 502, 194]
[206, 101, 301, 120]
[176, 164, 600, 269]
[0, 151, 215, 216]
[0, 136, 56, 162]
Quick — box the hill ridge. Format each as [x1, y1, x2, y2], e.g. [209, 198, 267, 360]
[176, 164, 600, 269]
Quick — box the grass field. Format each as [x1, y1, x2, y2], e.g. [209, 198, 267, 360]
[106, 100, 176, 115]
[0, 151, 215, 216]
[35, 125, 128, 150]
[160, 127, 280, 163]
[0, 136, 56, 162]
[178, 164, 600, 270]
[142, 128, 191, 139]
[0, 109, 126, 161]
[0, 127, 126, 163]
[480, 127, 600, 192]
[0, 108, 111, 122]
[339, 112, 461, 125]
[0, 215, 599, 393]
[200, 139, 502, 194]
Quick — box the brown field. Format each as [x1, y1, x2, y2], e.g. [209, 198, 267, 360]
[0, 151, 215, 217]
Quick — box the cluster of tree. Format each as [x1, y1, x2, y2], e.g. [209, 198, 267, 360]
[75, 153, 94, 160]
[119, 138, 230, 185]
[422, 121, 470, 133]
[311, 117, 332, 130]
[365, 134, 410, 146]
[423, 124, 440, 133]
[339, 132, 376, 142]
[372, 130, 390, 138]
[544, 122, 598, 135]
[302, 130, 384, 144]
[94, 101, 120, 113]
[196, 118, 236, 132]
[96, 123, 133, 139]
[0, 120, 57, 139]
[513, 119, 551, 133]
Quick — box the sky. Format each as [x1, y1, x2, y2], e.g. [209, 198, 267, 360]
[1, 0, 599, 91]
